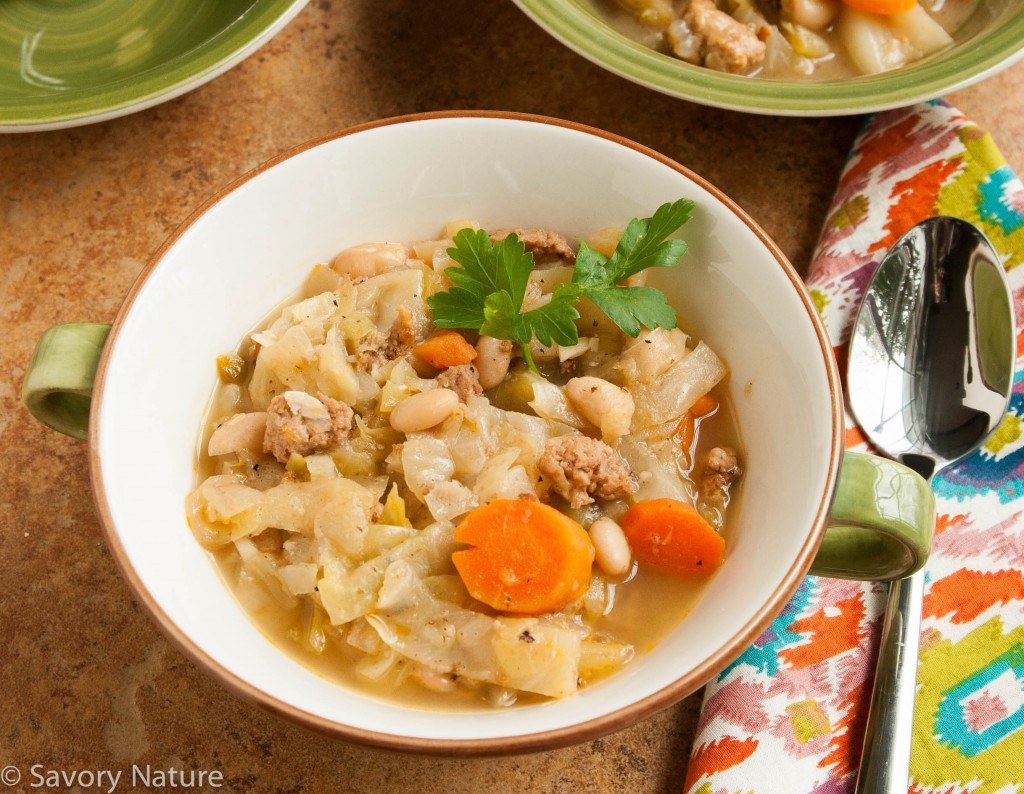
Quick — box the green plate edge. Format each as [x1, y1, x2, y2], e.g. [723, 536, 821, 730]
[1, 0, 308, 131]
[512, 0, 1024, 117]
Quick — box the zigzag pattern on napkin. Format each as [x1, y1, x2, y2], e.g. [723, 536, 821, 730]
[685, 100, 1024, 794]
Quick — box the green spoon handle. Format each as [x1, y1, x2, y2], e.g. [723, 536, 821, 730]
[810, 451, 934, 581]
[22, 323, 111, 441]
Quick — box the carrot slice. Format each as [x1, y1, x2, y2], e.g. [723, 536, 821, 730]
[691, 393, 719, 417]
[413, 330, 477, 369]
[452, 499, 595, 614]
[674, 394, 719, 453]
[620, 498, 725, 578]
[675, 394, 720, 468]
[674, 411, 696, 453]
[842, 0, 916, 14]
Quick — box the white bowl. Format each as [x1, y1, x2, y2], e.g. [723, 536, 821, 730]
[88, 112, 844, 752]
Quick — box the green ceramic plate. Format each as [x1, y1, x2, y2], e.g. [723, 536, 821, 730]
[512, 0, 1024, 116]
[0, 0, 308, 131]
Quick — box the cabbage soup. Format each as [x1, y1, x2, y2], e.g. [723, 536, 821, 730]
[187, 203, 745, 709]
[600, 0, 982, 79]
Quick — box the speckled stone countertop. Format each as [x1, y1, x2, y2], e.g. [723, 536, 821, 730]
[2, 2, 1023, 792]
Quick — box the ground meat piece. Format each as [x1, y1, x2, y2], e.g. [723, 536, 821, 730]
[435, 364, 483, 403]
[490, 227, 576, 265]
[355, 304, 416, 373]
[669, 0, 767, 74]
[559, 357, 581, 377]
[705, 445, 743, 480]
[699, 446, 743, 508]
[252, 527, 284, 554]
[538, 436, 638, 509]
[263, 391, 354, 464]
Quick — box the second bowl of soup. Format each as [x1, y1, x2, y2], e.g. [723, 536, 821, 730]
[512, 0, 1024, 115]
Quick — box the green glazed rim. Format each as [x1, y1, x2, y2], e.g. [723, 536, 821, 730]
[22, 322, 111, 440]
[0, 0, 308, 132]
[512, 0, 1024, 116]
[813, 451, 934, 581]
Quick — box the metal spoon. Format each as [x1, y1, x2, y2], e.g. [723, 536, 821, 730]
[847, 216, 1015, 793]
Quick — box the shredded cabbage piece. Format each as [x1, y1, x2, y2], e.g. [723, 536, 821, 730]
[370, 559, 584, 698]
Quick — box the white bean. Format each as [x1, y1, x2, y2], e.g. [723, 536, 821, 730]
[782, 0, 840, 31]
[475, 336, 513, 390]
[590, 517, 632, 577]
[565, 376, 634, 439]
[207, 412, 268, 456]
[389, 388, 460, 433]
[331, 242, 410, 278]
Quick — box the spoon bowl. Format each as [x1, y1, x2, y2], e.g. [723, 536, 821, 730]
[847, 216, 1016, 791]
[848, 216, 1015, 478]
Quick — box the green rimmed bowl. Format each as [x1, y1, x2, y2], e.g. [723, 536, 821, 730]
[0, 0, 308, 132]
[511, 0, 1024, 116]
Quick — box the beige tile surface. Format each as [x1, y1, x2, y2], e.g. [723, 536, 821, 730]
[2, 2, 1022, 792]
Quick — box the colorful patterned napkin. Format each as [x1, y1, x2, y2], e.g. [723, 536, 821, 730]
[683, 100, 1024, 794]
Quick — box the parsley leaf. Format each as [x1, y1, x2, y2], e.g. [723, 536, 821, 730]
[430, 228, 582, 369]
[426, 200, 694, 371]
[426, 285, 488, 330]
[446, 228, 532, 308]
[606, 198, 694, 281]
[580, 284, 678, 338]
[518, 285, 582, 348]
[571, 199, 694, 337]
[479, 285, 581, 370]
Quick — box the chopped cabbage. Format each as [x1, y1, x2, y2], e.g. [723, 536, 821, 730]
[190, 221, 743, 706]
[318, 522, 456, 625]
[473, 449, 534, 503]
[315, 326, 360, 405]
[370, 559, 584, 698]
[632, 341, 727, 428]
[199, 474, 262, 522]
[356, 269, 429, 334]
[528, 377, 585, 429]
[423, 480, 478, 523]
[399, 435, 456, 504]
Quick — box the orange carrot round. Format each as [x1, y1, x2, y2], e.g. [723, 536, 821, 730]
[452, 499, 595, 614]
[620, 498, 725, 578]
[413, 330, 477, 369]
[841, 0, 916, 14]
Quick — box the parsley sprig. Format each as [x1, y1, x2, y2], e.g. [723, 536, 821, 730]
[427, 199, 696, 371]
